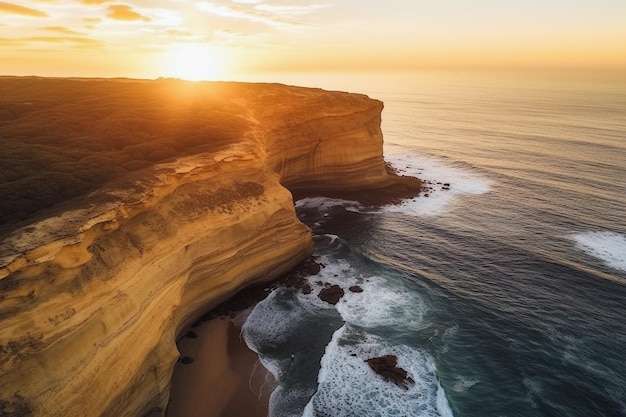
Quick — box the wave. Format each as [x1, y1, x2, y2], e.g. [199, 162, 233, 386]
[295, 253, 429, 332]
[571, 231, 626, 273]
[242, 240, 453, 417]
[295, 197, 362, 213]
[450, 375, 480, 393]
[295, 150, 491, 220]
[303, 325, 453, 417]
[383, 147, 491, 216]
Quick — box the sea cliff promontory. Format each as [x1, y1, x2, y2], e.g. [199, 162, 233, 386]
[0, 77, 420, 417]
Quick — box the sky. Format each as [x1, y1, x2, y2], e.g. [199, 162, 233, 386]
[1, 0, 626, 80]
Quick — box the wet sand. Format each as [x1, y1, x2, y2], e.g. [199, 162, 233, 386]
[167, 318, 274, 417]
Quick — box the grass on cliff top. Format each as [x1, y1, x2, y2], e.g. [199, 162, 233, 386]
[0, 77, 256, 229]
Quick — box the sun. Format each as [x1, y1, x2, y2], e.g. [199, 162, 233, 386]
[163, 44, 226, 81]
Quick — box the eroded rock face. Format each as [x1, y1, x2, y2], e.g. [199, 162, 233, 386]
[0, 79, 419, 417]
[0, 152, 311, 417]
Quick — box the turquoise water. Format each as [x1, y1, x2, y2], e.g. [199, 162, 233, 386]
[242, 74, 626, 417]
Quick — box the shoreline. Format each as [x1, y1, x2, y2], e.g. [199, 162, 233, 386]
[167, 317, 274, 417]
[165, 257, 326, 417]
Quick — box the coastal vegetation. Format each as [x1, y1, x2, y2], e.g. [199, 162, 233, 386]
[0, 77, 250, 228]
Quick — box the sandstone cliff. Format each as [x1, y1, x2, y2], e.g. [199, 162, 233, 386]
[0, 79, 420, 417]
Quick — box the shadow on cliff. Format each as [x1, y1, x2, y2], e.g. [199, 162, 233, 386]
[292, 163, 422, 207]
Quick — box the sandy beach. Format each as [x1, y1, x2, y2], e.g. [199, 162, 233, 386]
[167, 317, 274, 417]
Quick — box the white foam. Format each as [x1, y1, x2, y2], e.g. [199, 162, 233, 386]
[297, 255, 429, 331]
[571, 231, 626, 272]
[294, 150, 489, 217]
[295, 197, 362, 213]
[382, 147, 491, 216]
[242, 252, 448, 416]
[242, 290, 308, 379]
[523, 377, 543, 408]
[437, 384, 455, 417]
[450, 376, 480, 393]
[321, 234, 339, 245]
[269, 385, 314, 417]
[443, 324, 459, 339]
[523, 377, 543, 395]
[303, 325, 453, 417]
[243, 291, 300, 348]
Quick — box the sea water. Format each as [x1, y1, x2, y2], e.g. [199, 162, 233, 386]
[241, 73, 626, 417]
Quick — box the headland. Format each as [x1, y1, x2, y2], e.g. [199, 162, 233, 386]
[0, 77, 421, 417]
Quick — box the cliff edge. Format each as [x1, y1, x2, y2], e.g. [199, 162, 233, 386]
[0, 78, 421, 417]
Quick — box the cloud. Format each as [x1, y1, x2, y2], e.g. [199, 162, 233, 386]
[165, 28, 195, 38]
[195, 0, 319, 28]
[0, 1, 48, 17]
[148, 8, 184, 26]
[80, 0, 110, 4]
[210, 28, 259, 46]
[106, 4, 152, 22]
[255, 3, 327, 16]
[0, 38, 20, 46]
[81, 17, 102, 29]
[30, 36, 102, 45]
[215, 28, 252, 38]
[82, 17, 102, 24]
[0, 36, 103, 49]
[41, 26, 85, 36]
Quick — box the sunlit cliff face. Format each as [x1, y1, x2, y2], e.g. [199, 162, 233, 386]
[0, 77, 421, 417]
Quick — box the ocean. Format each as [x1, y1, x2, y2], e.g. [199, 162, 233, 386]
[240, 73, 626, 417]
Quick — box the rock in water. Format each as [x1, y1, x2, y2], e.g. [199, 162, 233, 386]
[365, 355, 414, 389]
[318, 285, 345, 304]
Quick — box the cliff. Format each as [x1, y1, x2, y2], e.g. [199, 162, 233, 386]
[0, 78, 420, 417]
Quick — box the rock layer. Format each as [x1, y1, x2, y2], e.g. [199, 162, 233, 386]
[0, 79, 420, 417]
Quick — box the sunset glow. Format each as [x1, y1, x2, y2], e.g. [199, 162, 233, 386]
[162, 44, 227, 81]
[1, 1, 626, 80]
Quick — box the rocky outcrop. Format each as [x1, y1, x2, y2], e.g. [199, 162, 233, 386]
[365, 355, 415, 389]
[0, 79, 420, 417]
[318, 285, 345, 305]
